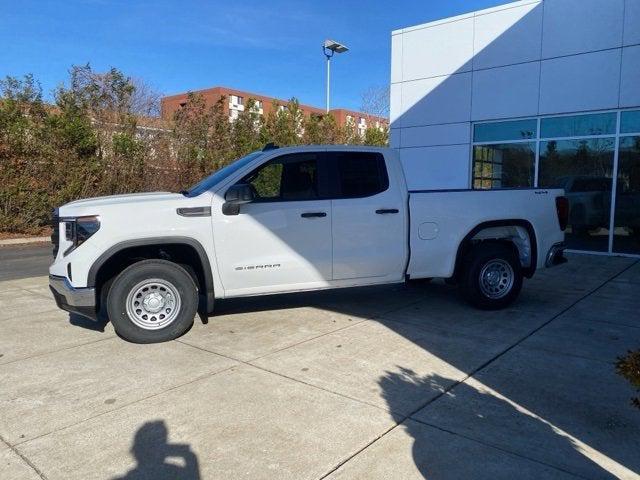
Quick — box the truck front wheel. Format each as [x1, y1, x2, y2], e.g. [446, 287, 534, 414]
[107, 259, 198, 343]
[460, 243, 523, 310]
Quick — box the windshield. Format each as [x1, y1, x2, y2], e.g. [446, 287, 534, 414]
[182, 152, 263, 197]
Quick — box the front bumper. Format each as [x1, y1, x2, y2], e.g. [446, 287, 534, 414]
[545, 242, 568, 268]
[49, 275, 98, 320]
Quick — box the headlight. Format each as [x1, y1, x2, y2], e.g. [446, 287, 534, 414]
[63, 215, 100, 255]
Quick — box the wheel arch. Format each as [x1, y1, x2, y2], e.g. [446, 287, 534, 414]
[88, 237, 215, 314]
[454, 220, 538, 280]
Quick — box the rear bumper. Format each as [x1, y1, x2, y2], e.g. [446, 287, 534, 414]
[49, 275, 98, 320]
[545, 242, 568, 268]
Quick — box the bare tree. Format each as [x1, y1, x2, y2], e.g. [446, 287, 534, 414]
[130, 77, 162, 117]
[360, 85, 390, 120]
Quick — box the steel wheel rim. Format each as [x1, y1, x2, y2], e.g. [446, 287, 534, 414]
[125, 278, 182, 330]
[479, 259, 514, 300]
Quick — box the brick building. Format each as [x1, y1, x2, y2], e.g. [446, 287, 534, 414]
[161, 86, 386, 133]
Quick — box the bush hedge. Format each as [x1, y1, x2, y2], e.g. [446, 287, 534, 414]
[0, 66, 388, 234]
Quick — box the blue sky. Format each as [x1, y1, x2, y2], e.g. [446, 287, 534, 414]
[2, 0, 510, 112]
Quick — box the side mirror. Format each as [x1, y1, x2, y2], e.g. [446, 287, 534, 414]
[223, 183, 254, 215]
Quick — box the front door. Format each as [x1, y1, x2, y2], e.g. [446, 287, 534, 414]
[213, 151, 333, 295]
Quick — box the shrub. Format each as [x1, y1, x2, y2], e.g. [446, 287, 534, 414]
[617, 350, 640, 409]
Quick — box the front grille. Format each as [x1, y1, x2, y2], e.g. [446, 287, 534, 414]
[51, 208, 60, 258]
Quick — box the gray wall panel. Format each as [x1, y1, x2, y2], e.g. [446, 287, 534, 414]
[539, 50, 621, 114]
[620, 45, 640, 108]
[542, 0, 625, 58]
[472, 62, 540, 120]
[400, 73, 472, 127]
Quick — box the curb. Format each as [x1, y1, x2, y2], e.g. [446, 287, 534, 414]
[0, 236, 50, 246]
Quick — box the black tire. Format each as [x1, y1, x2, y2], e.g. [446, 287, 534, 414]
[460, 243, 523, 310]
[107, 259, 198, 343]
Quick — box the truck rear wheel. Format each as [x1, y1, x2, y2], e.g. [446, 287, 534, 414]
[107, 259, 198, 343]
[460, 243, 523, 310]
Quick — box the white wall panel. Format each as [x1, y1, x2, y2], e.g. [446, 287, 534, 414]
[401, 123, 471, 148]
[400, 73, 472, 127]
[389, 83, 402, 126]
[401, 18, 474, 81]
[401, 11, 474, 32]
[390, 34, 403, 84]
[539, 50, 621, 114]
[624, 0, 640, 46]
[472, 62, 540, 120]
[542, 0, 625, 58]
[400, 145, 471, 190]
[473, 2, 543, 70]
[389, 129, 401, 149]
[620, 45, 640, 108]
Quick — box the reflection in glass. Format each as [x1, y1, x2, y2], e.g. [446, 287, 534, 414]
[474, 120, 537, 143]
[613, 136, 640, 254]
[539, 138, 615, 252]
[541, 113, 616, 139]
[621, 110, 640, 134]
[473, 143, 535, 189]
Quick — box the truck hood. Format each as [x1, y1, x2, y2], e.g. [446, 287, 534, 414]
[60, 192, 184, 215]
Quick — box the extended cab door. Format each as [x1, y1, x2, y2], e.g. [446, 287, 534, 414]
[329, 151, 407, 281]
[212, 151, 333, 295]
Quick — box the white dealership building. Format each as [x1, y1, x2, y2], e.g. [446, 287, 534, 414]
[390, 0, 640, 256]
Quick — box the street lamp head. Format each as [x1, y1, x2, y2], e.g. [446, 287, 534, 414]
[323, 39, 349, 54]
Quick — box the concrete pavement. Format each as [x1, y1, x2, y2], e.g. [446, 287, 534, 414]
[0, 254, 639, 479]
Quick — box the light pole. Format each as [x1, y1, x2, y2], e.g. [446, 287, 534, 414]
[322, 39, 348, 113]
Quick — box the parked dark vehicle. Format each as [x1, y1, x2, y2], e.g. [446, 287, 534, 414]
[554, 176, 612, 235]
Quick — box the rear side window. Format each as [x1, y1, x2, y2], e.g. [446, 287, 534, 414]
[330, 152, 389, 198]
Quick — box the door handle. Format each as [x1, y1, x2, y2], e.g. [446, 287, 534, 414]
[301, 212, 327, 218]
[376, 209, 399, 214]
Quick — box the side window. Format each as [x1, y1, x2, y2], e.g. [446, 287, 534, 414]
[241, 153, 319, 201]
[331, 152, 389, 198]
[250, 163, 283, 199]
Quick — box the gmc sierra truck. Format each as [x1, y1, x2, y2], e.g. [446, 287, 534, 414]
[49, 145, 568, 343]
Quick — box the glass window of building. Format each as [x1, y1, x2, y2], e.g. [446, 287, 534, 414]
[473, 143, 536, 189]
[540, 113, 616, 138]
[538, 138, 615, 252]
[473, 110, 640, 256]
[613, 136, 640, 254]
[472, 119, 537, 190]
[473, 119, 537, 143]
[621, 110, 640, 134]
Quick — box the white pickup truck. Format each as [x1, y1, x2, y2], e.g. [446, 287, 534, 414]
[50, 145, 568, 343]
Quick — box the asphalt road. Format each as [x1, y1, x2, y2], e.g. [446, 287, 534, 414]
[0, 243, 52, 281]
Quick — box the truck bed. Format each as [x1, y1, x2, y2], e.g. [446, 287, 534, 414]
[407, 188, 565, 279]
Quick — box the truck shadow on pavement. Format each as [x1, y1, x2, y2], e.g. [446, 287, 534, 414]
[69, 312, 109, 332]
[112, 420, 200, 480]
